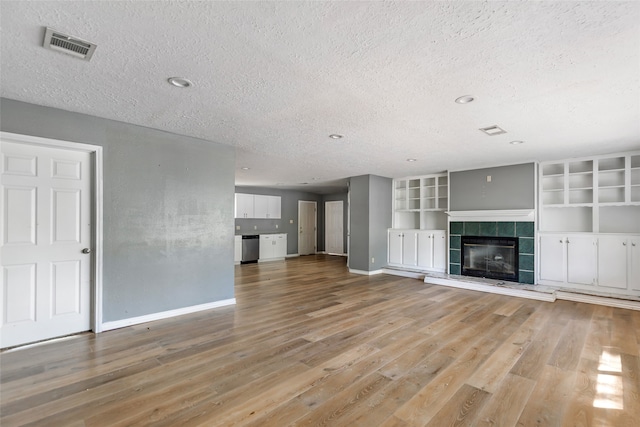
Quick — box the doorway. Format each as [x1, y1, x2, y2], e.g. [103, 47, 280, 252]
[1, 132, 103, 348]
[325, 201, 344, 255]
[298, 201, 317, 255]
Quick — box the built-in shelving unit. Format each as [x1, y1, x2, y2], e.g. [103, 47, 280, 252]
[538, 151, 640, 297]
[539, 152, 640, 233]
[394, 173, 448, 230]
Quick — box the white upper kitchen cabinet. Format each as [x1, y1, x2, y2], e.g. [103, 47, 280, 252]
[235, 193, 254, 219]
[253, 195, 281, 219]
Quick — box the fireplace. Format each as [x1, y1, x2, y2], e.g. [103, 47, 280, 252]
[461, 236, 519, 282]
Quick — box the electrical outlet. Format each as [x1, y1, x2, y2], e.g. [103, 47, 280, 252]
[236, 225, 240, 230]
[487, 175, 492, 182]
[371, 257, 375, 263]
[290, 219, 294, 224]
[275, 224, 278, 229]
[254, 225, 257, 230]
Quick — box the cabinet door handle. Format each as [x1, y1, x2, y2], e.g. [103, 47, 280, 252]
[633, 243, 637, 247]
[559, 240, 563, 243]
[623, 241, 627, 246]
[567, 239, 570, 244]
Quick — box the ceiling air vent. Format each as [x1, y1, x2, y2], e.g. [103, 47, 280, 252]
[479, 125, 507, 136]
[43, 27, 96, 61]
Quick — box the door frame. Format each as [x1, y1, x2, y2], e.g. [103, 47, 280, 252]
[324, 200, 344, 255]
[297, 200, 317, 255]
[1, 132, 104, 333]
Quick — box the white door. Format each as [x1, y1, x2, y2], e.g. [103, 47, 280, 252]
[298, 201, 316, 255]
[325, 201, 344, 255]
[1, 140, 92, 348]
[597, 236, 628, 289]
[567, 235, 597, 285]
[539, 235, 565, 283]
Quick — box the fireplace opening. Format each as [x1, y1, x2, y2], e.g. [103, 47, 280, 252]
[461, 236, 519, 282]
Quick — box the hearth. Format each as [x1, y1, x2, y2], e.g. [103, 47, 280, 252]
[461, 236, 519, 282]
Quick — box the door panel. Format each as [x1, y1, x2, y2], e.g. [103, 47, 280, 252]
[417, 232, 433, 268]
[388, 231, 403, 264]
[298, 201, 316, 255]
[597, 236, 627, 289]
[539, 235, 565, 283]
[566, 236, 597, 285]
[1, 140, 92, 348]
[325, 201, 343, 255]
[4, 186, 36, 244]
[3, 263, 36, 323]
[402, 231, 418, 266]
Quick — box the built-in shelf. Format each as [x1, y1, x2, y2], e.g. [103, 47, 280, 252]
[539, 152, 640, 234]
[394, 173, 448, 230]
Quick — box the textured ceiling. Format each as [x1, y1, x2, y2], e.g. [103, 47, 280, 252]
[1, 1, 639, 193]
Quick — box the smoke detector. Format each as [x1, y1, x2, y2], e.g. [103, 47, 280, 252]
[43, 27, 97, 61]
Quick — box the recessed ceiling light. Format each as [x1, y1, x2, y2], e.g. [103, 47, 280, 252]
[406, 158, 417, 162]
[479, 125, 507, 136]
[240, 167, 250, 170]
[455, 95, 475, 104]
[168, 77, 193, 88]
[510, 140, 524, 145]
[329, 134, 343, 139]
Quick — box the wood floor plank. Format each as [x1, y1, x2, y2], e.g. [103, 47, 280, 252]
[1, 254, 638, 427]
[475, 373, 536, 427]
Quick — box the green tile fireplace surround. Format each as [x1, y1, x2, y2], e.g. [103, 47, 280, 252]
[449, 221, 535, 284]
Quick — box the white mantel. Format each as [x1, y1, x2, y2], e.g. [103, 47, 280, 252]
[446, 209, 535, 222]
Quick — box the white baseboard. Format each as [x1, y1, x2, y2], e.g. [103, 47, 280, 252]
[556, 291, 640, 311]
[286, 253, 300, 258]
[425, 277, 556, 302]
[101, 298, 236, 331]
[349, 268, 383, 276]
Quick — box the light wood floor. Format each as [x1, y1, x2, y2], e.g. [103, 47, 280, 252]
[1, 255, 639, 426]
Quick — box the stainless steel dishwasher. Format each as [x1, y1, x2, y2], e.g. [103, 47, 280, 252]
[241, 235, 259, 263]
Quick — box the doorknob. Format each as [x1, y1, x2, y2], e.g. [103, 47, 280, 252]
[82, 248, 91, 254]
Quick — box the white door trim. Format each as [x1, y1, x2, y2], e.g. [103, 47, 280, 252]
[1, 132, 104, 333]
[298, 200, 317, 255]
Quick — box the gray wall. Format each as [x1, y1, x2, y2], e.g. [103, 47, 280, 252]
[348, 175, 392, 271]
[234, 186, 323, 254]
[1, 98, 235, 323]
[450, 163, 536, 210]
[348, 176, 370, 271]
[369, 175, 393, 270]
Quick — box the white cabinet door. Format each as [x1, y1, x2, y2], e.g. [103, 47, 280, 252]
[630, 238, 640, 291]
[597, 236, 628, 289]
[403, 231, 418, 266]
[433, 231, 447, 270]
[268, 196, 281, 219]
[235, 194, 254, 218]
[259, 235, 274, 260]
[234, 236, 242, 263]
[539, 235, 565, 283]
[253, 195, 269, 219]
[275, 233, 287, 258]
[417, 232, 433, 268]
[388, 231, 403, 264]
[567, 236, 597, 285]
